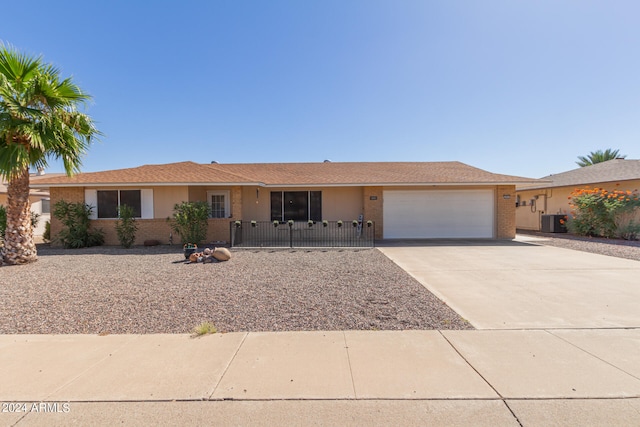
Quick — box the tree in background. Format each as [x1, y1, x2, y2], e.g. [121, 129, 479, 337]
[576, 149, 626, 167]
[0, 44, 99, 264]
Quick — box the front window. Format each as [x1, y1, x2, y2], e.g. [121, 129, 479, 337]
[41, 198, 50, 214]
[271, 191, 322, 221]
[97, 190, 141, 218]
[207, 191, 230, 218]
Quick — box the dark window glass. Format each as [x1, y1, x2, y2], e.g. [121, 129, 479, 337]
[210, 194, 226, 218]
[41, 198, 50, 214]
[310, 191, 322, 221]
[97, 190, 141, 218]
[271, 191, 322, 221]
[120, 190, 142, 218]
[270, 192, 283, 221]
[97, 190, 118, 219]
[284, 191, 308, 221]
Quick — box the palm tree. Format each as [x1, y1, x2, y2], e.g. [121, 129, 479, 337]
[0, 44, 99, 264]
[576, 149, 626, 167]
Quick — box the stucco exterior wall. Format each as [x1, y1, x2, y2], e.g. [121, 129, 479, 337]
[516, 179, 640, 231]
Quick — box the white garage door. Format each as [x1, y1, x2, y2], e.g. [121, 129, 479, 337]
[383, 190, 495, 238]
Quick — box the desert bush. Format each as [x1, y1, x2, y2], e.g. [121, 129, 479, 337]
[43, 221, 51, 242]
[53, 200, 105, 248]
[115, 204, 138, 248]
[567, 186, 640, 239]
[168, 201, 210, 244]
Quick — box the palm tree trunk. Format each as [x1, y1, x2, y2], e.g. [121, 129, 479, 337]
[3, 168, 38, 264]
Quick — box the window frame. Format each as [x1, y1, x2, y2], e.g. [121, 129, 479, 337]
[206, 190, 230, 219]
[270, 190, 322, 222]
[85, 189, 153, 220]
[96, 189, 142, 219]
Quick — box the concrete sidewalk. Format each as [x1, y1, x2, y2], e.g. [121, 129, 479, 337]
[2, 330, 640, 426]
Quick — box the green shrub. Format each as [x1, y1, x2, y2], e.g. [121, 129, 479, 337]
[115, 204, 138, 248]
[43, 221, 51, 242]
[568, 186, 640, 239]
[192, 321, 217, 336]
[168, 201, 210, 244]
[53, 200, 105, 248]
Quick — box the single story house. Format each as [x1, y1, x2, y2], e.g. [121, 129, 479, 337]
[30, 161, 541, 245]
[516, 159, 640, 231]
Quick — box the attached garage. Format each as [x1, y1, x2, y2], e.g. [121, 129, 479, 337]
[383, 189, 495, 238]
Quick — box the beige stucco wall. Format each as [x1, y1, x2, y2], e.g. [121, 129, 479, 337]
[516, 179, 640, 231]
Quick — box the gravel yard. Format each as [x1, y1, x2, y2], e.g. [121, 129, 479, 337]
[0, 246, 472, 334]
[517, 230, 640, 261]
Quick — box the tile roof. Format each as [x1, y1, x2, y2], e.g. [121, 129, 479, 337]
[517, 159, 640, 190]
[30, 161, 542, 188]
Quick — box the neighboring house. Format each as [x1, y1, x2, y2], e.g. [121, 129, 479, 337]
[516, 159, 640, 231]
[30, 161, 540, 245]
[1, 171, 60, 238]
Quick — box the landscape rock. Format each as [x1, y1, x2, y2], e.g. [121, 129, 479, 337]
[212, 247, 231, 261]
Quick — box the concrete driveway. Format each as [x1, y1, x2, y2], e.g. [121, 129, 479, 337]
[378, 238, 640, 329]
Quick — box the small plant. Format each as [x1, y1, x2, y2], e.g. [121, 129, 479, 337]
[287, 219, 294, 226]
[337, 220, 343, 227]
[352, 220, 358, 227]
[168, 201, 210, 244]
[42, 221, 51, 242]
[322, 220, 328, 227]
[308, 220, 314, 227]
[115, 204, 138, 248]
[53, 200, 105, 248]
[273, 220, 279, 227]
[192, 321, 217, 336]
[367, 220, 373, 227]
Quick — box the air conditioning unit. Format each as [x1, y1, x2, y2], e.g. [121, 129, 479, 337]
[541, 214, 567, 233]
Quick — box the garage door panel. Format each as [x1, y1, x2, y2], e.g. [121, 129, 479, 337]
[383, 190, 494, 238]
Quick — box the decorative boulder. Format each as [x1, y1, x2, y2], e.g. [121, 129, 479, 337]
[189, 252, 203, 263]
[212, 247, 231, 261]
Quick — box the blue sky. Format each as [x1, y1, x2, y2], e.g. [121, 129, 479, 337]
[3, 1, 639, 178]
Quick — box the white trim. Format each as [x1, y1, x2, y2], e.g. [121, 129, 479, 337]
[141, 189, 154, 219]
[206, 190, 230, 218]
[88, 188, 153, 220]
[85, 189, 98, 219]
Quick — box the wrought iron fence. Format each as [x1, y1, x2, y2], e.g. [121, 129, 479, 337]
[230, 220, 375, 248]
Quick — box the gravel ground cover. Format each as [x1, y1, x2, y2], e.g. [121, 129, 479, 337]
[517, 230, 640, 261]
[0, 246, 472, 334]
